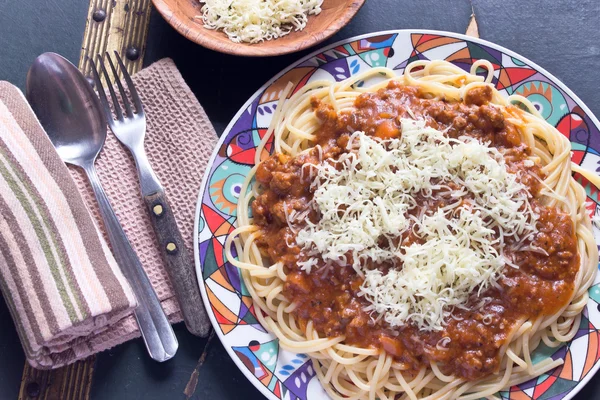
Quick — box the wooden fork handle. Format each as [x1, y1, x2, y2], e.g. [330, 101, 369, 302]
[143, 190, 210, 337]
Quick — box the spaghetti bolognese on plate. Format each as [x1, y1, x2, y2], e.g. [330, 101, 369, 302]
[194, 31, 600, 400]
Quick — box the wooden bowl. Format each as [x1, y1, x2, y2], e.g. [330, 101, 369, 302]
[152, 0, 366, 57]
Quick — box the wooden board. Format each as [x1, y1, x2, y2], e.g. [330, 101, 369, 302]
[80, 0, 153, 79]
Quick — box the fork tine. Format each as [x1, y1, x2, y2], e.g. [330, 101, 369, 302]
[105, 52, 134, 118]
[114, 51, 144, 115]
[90, 58, 116, 127]
[97, 54, 124, 122]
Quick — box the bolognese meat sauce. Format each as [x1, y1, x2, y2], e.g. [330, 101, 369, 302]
[251, 82, 579, 380]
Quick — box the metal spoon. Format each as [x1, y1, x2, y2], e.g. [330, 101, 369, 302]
[26, 52, 178, 362]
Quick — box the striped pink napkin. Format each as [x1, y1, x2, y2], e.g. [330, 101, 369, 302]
[0, 82, 137, 368]
[0, 58, 216, 369]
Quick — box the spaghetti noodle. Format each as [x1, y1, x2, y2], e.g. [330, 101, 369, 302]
[225, 60, 598, 399]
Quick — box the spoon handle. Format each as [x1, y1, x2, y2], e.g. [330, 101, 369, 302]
[83, 163, 178, 362]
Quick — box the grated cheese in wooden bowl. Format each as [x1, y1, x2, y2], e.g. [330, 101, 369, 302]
[199, 0, 324, 44]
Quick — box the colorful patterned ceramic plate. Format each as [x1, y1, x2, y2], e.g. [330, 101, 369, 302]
[194, 30, 600, 400]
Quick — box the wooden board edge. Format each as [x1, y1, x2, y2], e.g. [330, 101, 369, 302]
[18, 356, 96, 400]
[466, 13, 480, 38]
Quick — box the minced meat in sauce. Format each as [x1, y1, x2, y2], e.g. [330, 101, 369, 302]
[251, 82, 579, 380]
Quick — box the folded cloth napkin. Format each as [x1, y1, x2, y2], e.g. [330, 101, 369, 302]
[0, 83, 137, 368]
[0, 58, 217, 368]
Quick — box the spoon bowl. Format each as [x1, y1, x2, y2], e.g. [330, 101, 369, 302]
[26, 53, 106, 167]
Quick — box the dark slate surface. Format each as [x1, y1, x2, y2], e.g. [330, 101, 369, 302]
[90, 323, 206, 399]
[0, 0, 87, 91]
[0, 291, 22, 400]
[0, 0, 599, 399]
[472, 0, 600, 117]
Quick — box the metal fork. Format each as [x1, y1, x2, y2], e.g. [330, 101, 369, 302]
[90, 52, 209, 337]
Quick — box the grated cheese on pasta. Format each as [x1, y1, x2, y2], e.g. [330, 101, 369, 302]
[292, 119, 540, 331]
[200, 0, 323, 44]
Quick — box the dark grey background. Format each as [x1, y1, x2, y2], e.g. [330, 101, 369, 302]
[1, 0, 599, 399]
